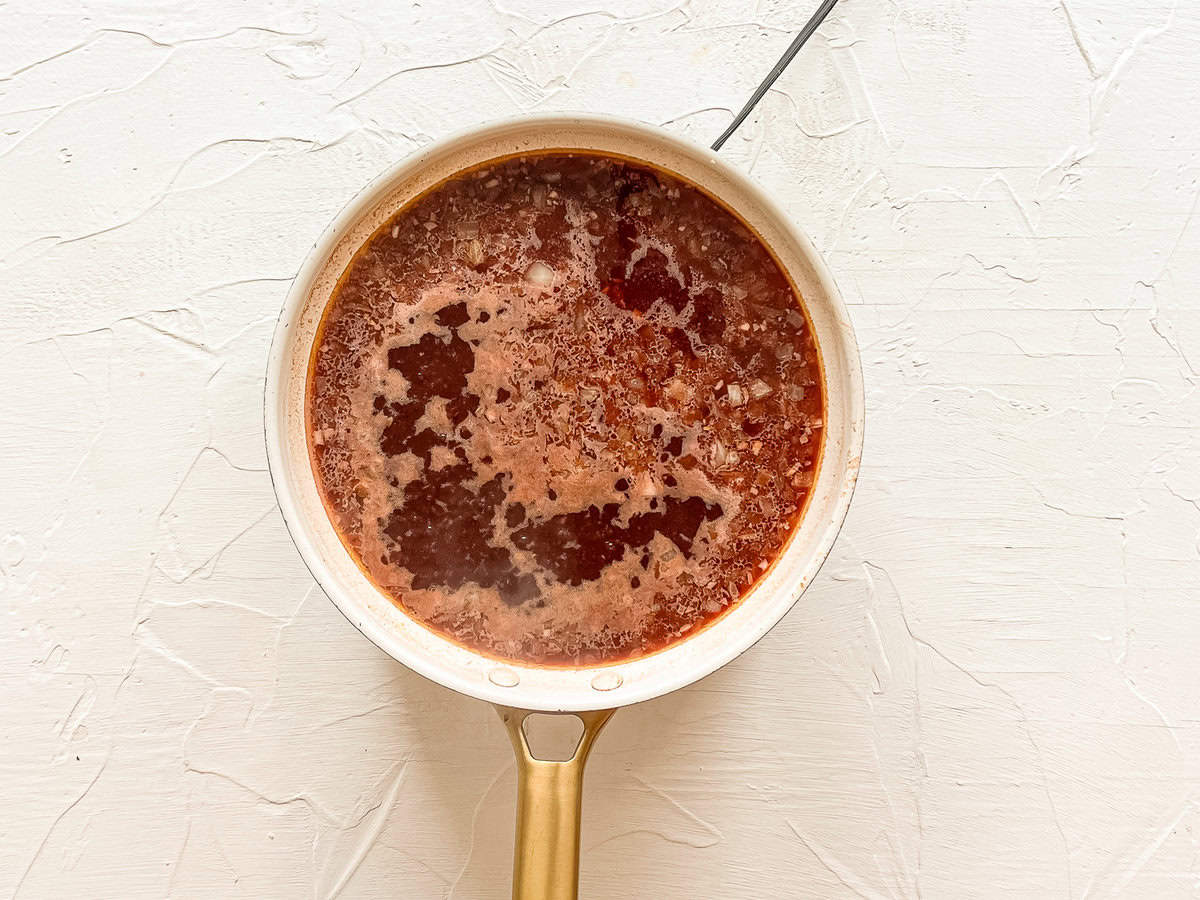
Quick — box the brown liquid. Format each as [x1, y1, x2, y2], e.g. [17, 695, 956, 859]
[308, 152, 824, 665]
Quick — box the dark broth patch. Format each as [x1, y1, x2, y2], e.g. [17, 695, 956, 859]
[308, 152, 824, 665]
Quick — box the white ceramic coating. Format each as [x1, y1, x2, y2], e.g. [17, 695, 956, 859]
[264, 113, 864, 712]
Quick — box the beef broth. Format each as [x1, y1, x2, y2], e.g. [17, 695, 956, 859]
[308, 152, 824, 665]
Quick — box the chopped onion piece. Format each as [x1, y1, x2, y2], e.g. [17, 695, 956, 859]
[463, 239, 485, 266]
[749, 378, 773, 400]
[526, 261, 555, 286]
[727, 383, 745, 407]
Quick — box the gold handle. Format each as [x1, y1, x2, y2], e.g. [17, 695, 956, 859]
[495, 706, 616, 900]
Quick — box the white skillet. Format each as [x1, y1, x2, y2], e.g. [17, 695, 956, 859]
[265, 113, 863, 898]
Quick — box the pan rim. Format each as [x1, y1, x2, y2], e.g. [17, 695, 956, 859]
[264, 112, 864, 711]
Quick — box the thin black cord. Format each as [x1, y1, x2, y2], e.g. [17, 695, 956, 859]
[711, 0, 841, 151]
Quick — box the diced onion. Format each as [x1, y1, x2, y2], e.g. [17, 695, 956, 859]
[463, 239, 485, 266]
[526, 261, 555, 286]
[749, 378, 773, 400]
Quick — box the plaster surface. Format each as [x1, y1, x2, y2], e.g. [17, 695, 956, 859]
[2, 1, 1199, 897]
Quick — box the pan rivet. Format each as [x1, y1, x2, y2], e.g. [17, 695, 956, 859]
[488, 668, 520, 687]
[590, 672, 622, 691]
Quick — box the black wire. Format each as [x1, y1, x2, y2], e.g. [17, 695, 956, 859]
[711, 0, 841, 152]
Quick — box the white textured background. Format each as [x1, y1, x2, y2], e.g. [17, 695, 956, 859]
[2, 1, 1199, 897]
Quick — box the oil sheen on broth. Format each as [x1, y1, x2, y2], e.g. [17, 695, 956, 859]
[308, 152, 824, 665]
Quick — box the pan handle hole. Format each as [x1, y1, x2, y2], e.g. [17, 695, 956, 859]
[521, 713, 585, 761]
